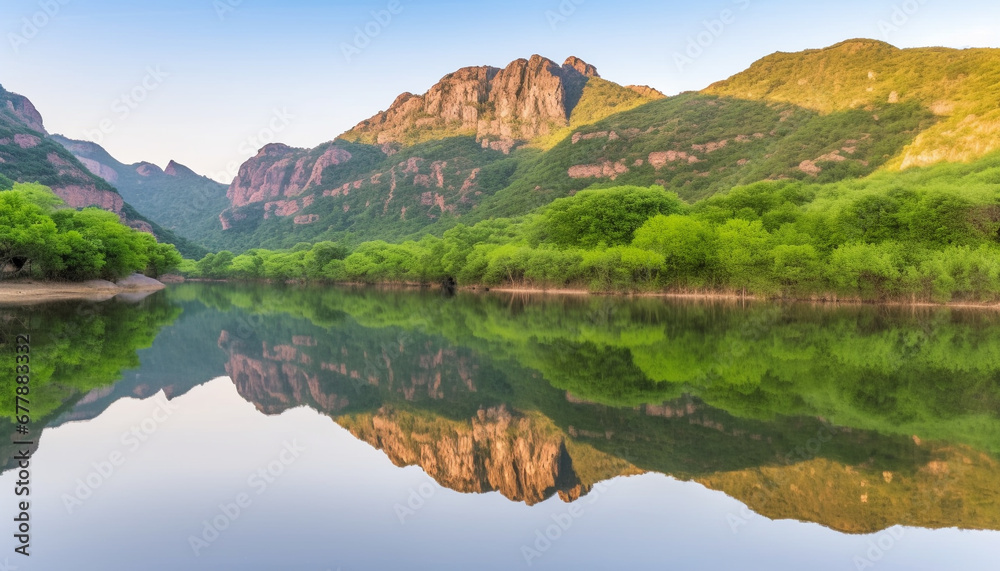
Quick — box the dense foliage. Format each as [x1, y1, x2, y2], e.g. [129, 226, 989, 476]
[0, 183, 181, 280]
[184, 152, 1000, 302]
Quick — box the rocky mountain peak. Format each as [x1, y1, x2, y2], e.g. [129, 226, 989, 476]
[563, 56, 599, 78]
[135, 162, 163, 177]
[0, 88, 46, 134]
[163, 160, 197, 177]
[342, 54, 605, 147]
[256, 142, 298, 159]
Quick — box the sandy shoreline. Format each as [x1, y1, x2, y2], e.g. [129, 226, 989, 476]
[0, 277, 166, 305]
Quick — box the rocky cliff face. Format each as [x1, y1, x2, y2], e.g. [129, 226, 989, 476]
[213, 55, 665, 248]
[2, 91, 45, 134]
[226, 143, 353, 208]
[343, 55, 600, 146]
[342, 405, 588, 505]
[219, 136, 499, 234]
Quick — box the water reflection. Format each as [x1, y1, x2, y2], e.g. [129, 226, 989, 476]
[4, 283, 1000, 536]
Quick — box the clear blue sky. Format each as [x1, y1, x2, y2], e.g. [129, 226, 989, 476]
[3, 0, 998, 182]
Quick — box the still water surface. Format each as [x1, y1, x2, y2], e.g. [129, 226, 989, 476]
[1, 283, 999, 570]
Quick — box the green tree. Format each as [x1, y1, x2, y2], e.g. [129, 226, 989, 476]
[633, 214, 717, 285]
[0, 190, 60, 275]
[715, 219, 771, 294]
[771, 244, 820, 291]
[540, 185, 685, 248]
[827, 242, 903, 298]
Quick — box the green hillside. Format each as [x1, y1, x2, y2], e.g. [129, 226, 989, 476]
[204, 42, 991, 252]
[50, 135, 230, 251]
[203, 92, 933, 251]
[473, 93, 933, 219]
[705, 39, 1000, 168]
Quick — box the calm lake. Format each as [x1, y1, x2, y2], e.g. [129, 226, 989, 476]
[2, 283, 999, 570]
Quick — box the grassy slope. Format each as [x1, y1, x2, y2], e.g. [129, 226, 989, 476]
[471, 93, 933, 220]
[530, 77, 663, 150]
[704, 39, 1000, 168]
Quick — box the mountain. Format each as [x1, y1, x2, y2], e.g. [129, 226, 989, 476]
[84, 41, 1000, 254]
[704, 39, 1000, 168]
[207, 55, 659, 251]
[50, 135, 229, 250]
[216, 137, 518, 250]
[204, 44, 976, 252]
[341, 55, 655, 149]
[0, 84, 206, 258]
[0, 85, 129, 214]
[471, 91, 932, 217]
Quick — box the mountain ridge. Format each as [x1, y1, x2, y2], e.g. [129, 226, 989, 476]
[50, 134, 229, 251]
[204, 41, 986, 251]
[341, 54, 613, 148]
[0, 85, 205, 257]
[704, 38, 1000, 168]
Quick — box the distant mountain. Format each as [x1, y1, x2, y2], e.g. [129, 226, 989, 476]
[0, 84, 206, 258]
[50, 135, 229, 251]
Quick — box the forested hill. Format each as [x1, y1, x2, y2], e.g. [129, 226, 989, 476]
[180, 41, 1000, 253]
[705, 39, 1000, 168]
